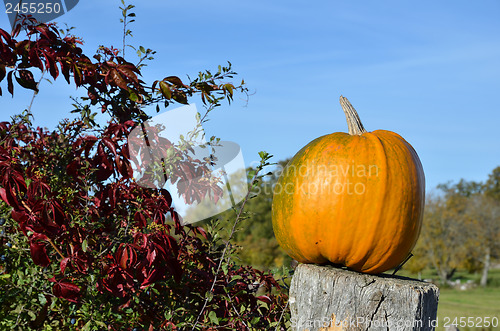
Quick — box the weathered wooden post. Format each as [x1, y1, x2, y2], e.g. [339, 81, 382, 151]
[289, 264, 439, 331]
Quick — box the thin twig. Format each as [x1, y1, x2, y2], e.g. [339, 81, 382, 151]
[46, 238, 65, 259]
[26, 70, 45, 118]
[229, 295, 248, 329]
[191, 162, 267, 331]
[11, 0, 23, 35]
[122, 16, 127, 58]
[274, 300, 289, 331]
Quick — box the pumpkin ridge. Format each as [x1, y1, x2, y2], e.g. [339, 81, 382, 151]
[352, 132, 390, 272]
[366, 133, 406, 273]
[278, 160, 306, 261]
[334, 135, 362, 267]
[309, 136, 338, 262]
[272, 160, 295, 259]
[367, 131, 424, 273]
[321, 135, 348, 265]
[296, 150, 321, 262]
[370, 132, 392, 272]
[329, 133, 359, 265]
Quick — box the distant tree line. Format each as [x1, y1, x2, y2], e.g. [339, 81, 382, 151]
[407, 166, 500, 286]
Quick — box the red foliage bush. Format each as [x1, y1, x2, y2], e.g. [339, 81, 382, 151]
[0, 17, 288, 330]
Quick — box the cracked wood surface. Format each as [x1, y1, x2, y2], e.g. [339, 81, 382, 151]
[289, 264, 439, 331]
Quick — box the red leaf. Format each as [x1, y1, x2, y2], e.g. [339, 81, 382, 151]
[15, 70, 38, 92]
[50, 277, 81, 303]
[29, 48, 44, 71]
[101, 137, 117, 155]
[165, 76, 185, 87]
[34, 26, 57, 41]
[59, 59, 71, 83]
[7, 70, 14, 95]
[60, 257, 71, 274]
[42, 51, 59, 79]
[116, 244, 137, 270]
[159, 189, 173, 207]
[117, 64, 139, 83]
[11, 23, 21, 38]
[256, 295, 272, 304]
[140, 266, 165, 289]
[99, 263, 134, 298]
[196, 226, 208, 240]
[73, 63, 82, 86]
[146, 248, 157, 267]
[95, 144, 114, 181]
[0, 186, 20, 209]
[66, 159, 80, 177]
[83, 135, 98, 157]
[119, 249, 129, 270]
[0, 28, 12, 44]
[0, 187, 9, 205]
[108, 68, 128, 90]
[0, 65, 6, 83]
[29, 236, 51, 267]
[117, 157, 133, 179]
[134, 211, 147, 227]
[11, 209, 28, 227]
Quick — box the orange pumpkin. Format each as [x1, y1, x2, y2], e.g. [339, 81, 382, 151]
[272, 96, 425, 274]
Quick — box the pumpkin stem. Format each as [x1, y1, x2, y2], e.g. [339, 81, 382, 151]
[340, 96, 367, 135]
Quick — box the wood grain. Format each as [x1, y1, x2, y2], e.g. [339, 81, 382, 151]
[289, 264, 439, 331]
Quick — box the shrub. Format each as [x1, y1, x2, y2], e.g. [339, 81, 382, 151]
[0, 7, 289, 330]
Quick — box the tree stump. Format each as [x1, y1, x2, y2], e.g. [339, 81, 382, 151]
[289, 264, 439, 331]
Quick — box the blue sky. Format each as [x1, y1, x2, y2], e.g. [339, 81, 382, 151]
[1, 0, 499, 191]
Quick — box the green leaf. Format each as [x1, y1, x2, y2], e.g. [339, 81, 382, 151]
[37, 293, 47, 305]
[159, 81, 171, 99]
[251, 317, 261, 325]
[208, 311, 219, 325]
[129, 91, 139, 102]
[225, 83, 234, 96]
[82, 239, 88, 252]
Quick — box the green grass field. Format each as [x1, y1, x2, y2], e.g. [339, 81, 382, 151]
[396, 268, 500, 330]
[436, 287, 500, 330]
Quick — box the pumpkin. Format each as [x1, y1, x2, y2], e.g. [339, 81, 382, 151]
[272, 96, 425, 274]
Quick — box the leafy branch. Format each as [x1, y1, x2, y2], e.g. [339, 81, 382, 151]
[191, 151, 273, 330]
[119, 0, 136, 58]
